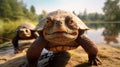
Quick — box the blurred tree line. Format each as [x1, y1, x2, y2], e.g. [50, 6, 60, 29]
[74, 10, 105, 22]
[0, 0, 120, 22]
[74, 0, 120, 22]
[0, 0, 38, 21]
[39, 0, 120, 22]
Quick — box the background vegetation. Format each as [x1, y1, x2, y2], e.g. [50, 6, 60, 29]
[0, 0, 120, 44]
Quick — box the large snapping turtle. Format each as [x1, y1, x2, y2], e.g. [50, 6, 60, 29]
[26, 10, 101, 67]
[12, 23, 39, 53]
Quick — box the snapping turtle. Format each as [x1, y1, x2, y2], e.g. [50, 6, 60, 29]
[12, 23, 39, 53]
[27, 10, 101, 67]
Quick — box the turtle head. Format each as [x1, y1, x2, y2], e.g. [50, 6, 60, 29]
[18, 27, 31, 38]
[16, 23, 36, 38]
[36, 10, 89, 45]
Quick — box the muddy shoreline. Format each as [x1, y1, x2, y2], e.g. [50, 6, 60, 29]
[0, 44, 120, 67]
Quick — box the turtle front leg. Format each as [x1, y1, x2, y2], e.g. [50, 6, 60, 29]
[76, 34, 102, 66]
[26, 33, 47, 67]
[12, 36, 21, 54]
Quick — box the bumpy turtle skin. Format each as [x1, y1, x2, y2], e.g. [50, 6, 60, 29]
[12, 23, 39, 54]
[76, 32, 102, 65]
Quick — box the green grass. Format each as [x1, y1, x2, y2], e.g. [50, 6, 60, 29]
[0, 41, 11, 48]
[0, 20, 4, 34]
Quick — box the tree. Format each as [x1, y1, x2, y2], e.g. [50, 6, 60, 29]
[0, 0, 12, 19]
[88, 13, 104, 21]
[30, 5, 35, 14]
[39, 10, 47, 20]
[82, 9, 88, 20]
[0, 0, 38, 21]
[26, 5, 38, 21]
[77, 12, 83, 20]
[72, 11, 77, 15]
[103, 0, 120, 21]
[8, 0, 24, 20]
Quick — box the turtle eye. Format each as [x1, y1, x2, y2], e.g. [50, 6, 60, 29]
[68, 19, 74, 25]
[46, 17, 52, 24]
[26, 29, 28, 32]
[26, 29, 30, 33]
[45, 17, 53, 28]
[46, 20, 51, 24]
[65, 16, 78, 29]
[65, 16, 74, 25]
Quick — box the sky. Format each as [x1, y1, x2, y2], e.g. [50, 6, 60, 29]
[22, 0, 106, 15]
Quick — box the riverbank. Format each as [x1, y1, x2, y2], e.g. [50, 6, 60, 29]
[0, 44, 120, 67]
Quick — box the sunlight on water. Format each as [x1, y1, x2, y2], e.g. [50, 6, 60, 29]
[86, 28, 120, 46]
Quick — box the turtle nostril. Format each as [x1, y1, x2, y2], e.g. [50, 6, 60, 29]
[55, 21, 62, 25]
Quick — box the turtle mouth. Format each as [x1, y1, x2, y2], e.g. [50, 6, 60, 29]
[44, 31, 78, 45]
[45, 31, 77, 36]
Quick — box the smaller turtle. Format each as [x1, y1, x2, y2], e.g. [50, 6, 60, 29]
[12, 23, 39, 54]
[26, 10, 102, 67]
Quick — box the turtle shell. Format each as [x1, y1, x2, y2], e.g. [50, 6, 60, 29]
[16, 22, 35, 31]
[35, 10, 89, 31]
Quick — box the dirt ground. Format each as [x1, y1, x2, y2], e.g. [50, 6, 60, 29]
[0, 44, 120, 67]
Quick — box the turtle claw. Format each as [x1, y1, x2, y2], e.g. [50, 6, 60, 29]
[14, 48, 22, 54]
[88, 55, 102, 66]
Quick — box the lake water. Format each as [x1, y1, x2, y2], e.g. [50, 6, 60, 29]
[86, 23, 120, 46]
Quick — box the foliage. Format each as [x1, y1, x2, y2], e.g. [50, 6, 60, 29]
[38, 10, 47, 21]
[103, 0, 120, 21]
[0, 0, 12, 19]
[30, 5, 35, 14]
[0, 0, 38, 21]
[0, 20, 4, 34]
[87, 13, 105, 21]
[28, 5, 39, 21]
[8, 0, 24, 20]
[77, 10, 104, 22]
[82, 9, 88, 20]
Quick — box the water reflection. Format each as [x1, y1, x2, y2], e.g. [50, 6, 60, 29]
[102, 23, 120, 44]
[86, 23, 120, 46]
